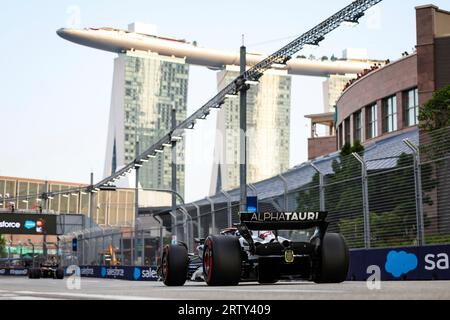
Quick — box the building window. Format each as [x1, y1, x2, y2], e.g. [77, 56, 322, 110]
[353, 111, 362, 142]
[405, 88, 419, 127]
[383, 95, 397, 133]
[338, 123, 343, 149]
[367, 104, 378, 139]
[344, 118, 351, 145]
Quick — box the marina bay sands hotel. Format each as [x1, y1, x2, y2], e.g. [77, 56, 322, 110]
[57, 23, 381, 199]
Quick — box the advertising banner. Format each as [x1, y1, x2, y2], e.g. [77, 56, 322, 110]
[78, 266, 159, 281]
[0, 213, 57, 235]
[0, 268, 28, 276]
[348, 244, 450, 281]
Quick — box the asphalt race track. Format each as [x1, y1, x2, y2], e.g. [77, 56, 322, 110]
[0, 278, 449, 300]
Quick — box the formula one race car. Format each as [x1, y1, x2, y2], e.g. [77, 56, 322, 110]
[160, 211, 349, 286]
[28, 261, 65, 280]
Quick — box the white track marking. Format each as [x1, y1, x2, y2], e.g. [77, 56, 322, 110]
[9, 290, 170, 300]
[162, 287, 347, 294]
[8, 296, 62, 300]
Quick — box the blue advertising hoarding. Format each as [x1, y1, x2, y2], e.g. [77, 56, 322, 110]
[347, 244, 450, 281]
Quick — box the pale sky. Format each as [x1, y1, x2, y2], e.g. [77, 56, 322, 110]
[1, 0, 448, 202]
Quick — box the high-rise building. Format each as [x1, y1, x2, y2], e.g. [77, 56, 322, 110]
[322, 49, 382, 113]
[210, 66, 291, 194]
[322, 73, 357, 113]
[104, 49, 189, 196]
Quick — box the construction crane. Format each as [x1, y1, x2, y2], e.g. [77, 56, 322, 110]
[3, 0, 383, 204]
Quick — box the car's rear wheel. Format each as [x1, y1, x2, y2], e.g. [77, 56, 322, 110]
[203, 235, 241, 286]
[30, 268, 41, 279]
[258, 276, 278, 284]
[56, 268, 65, 279]
[161, 244, 189, 286]
[313, 233, 349, 284]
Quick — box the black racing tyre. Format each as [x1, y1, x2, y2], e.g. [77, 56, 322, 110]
[203, 235, 241, 286]
[31, 268, 41, 279]
[258, 276, 278, 285]
[314, 233, 349, 284]
[56, 268, 65, 280]
[161, 244, 189, 286]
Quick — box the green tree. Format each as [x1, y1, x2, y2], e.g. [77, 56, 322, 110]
[297, 142, 365, 247]
[419, 84, 450, 132]
[0, 235, 6, 258]
[418, 84, 450, 240]
[297, 140, 437, 248]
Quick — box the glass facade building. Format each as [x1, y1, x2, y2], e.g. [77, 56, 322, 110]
[104, 51, 189, 197]
[210, 67, 291, 193]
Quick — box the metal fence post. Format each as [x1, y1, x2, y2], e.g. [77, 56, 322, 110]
[79, 233, 84, 266]
[94, 233, 98, 265]
[404, 139, 425, 246]
[221, 190, 233, 228]
[141, 228, 145, 266]
[102, 229, 106, 266]
[206, 197, 215, 235]
[180, 206, 194, 250]
[278, 174, 289, 211]
[120, 231, 124, 266]
[352, 152, 371, 249]
[153, 215, 164, 261]
[192, 202, 202, 238]
[309, 162, 325, 211]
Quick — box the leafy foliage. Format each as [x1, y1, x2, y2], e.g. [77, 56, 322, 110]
[419, 84, 450, 132]
[0, 235, 6, 258]
[297, 142, 437, 248]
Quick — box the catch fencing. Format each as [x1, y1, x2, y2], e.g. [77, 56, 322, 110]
[58, 127, 450, 266]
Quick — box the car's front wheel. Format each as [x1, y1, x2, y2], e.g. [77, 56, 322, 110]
[161, 244, 189, 286]
[313, 233, 349, 284]
[55, 268, 65, 279]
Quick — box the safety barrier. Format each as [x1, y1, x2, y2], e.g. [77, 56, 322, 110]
[348, 244, 450, 281]
[0, 268, 28, 276]
[2, 245, 449, 281]
[76, 265, 159, 281]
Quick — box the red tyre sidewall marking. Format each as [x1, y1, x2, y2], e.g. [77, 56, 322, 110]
[163, 246, 169, 279]
[204, 239, 213, 283]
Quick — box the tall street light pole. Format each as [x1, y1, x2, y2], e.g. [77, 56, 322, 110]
[239, 40, 248, 213]
[171, 106, 178, 243]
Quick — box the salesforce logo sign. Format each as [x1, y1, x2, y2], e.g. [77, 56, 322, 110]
[0, 221, 21, 229]
[133, 267, 141, 280]
[24, 220, 36, 230]
[385, 250, 418, 278]
[133, 267, 158, 281]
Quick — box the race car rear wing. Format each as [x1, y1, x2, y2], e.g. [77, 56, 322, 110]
[239, 211, 328, 231]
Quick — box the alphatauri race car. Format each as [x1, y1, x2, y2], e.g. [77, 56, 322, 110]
[28, 261, 65, 280]
[160, 211, 349, 286]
